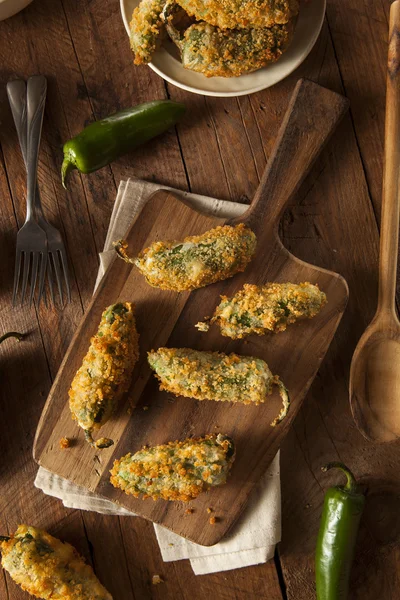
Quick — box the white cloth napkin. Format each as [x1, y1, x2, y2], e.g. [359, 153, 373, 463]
[35, 178, 281, 575]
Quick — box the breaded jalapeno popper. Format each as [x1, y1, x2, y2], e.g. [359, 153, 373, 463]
[173, 0, 299, 30]
[148, 348, 290, 426]
[164, 7, 295, 78]
[197, 282, 327, 338]
[130, 0, 166, 64]
[114, 223, 257, 291]
[128, 0, 298, 75]
[110, 433, 235, 501]
[0, 525, 112, 600]
[68, 303, 139, 449]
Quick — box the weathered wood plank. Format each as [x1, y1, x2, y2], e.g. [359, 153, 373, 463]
[325, 0, 387, 217]
[0, 145, 95, 597]
[1, 0, 396, 597]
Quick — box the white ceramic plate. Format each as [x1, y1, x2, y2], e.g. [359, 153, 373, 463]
[120, 0, 326, 97]
[0, 0, 33, 21]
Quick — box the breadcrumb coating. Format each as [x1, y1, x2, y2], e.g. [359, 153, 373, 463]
[129, 0, 299, 74]
[197, 282, 327, 338]
[148, 347, 290, 425]
[175, 0, 299, 29]
[59, 437, 71, 449]
[114, 224, 256, 291]
[68, 303, 139, 448]
[0, 525, 112, 600]
[110, 433, 235, 501]
[174, 20, 295, 77]
[130, 0, 166, 64]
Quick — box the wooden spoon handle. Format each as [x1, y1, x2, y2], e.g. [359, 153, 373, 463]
[378, 0, 400, 317]
[233, 79, 349, 232]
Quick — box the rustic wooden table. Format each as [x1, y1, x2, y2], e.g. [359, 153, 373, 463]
[0, 0, 399, 598]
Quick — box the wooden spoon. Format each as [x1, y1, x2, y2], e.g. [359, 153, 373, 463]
[350, 0, 400, 442]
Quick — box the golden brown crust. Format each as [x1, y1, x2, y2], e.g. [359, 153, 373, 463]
[133, 223, 257, 291]
[178, 19, 295, 78]
[68, 303, 139, 446]
[130, 0, 166, 64]
[148, 347, 290, 425]
[0, 525, 112, 600]
[197, 282, 327, 337]
[110, 434, 235, 501]
[175, 0, 299, 29]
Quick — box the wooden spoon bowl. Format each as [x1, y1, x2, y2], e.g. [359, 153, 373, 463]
[350, 316, 400, 442]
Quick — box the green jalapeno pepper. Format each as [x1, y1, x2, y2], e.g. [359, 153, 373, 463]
[61, 100, 186, 187]
[315, 462, 365, 600]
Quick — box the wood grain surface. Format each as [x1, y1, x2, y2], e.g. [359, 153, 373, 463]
[1, 0, 400, 597]
[34, 79, 349, 547]
[350, 1, 400, 443]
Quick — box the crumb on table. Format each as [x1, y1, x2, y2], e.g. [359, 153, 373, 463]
[209, 516, 217, 525]
[206, 507, 213, 514]
[185, 508, 194, 515]
[152, 575, 164, 585]
[59, 437, 71, 449]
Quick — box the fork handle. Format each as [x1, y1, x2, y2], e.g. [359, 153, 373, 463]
[6, 79, 45, 218]
[26, 75, 47, 221]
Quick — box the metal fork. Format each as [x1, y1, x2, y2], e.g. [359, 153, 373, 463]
[7, 76, 71, 306]
[7, 76, 47, 306]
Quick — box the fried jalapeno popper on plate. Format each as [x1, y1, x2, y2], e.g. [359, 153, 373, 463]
[148, 348, 290, 426]
[130, 0, 166, 64]
[128, 0, 298, 76]
[114, 223, 257, 291]
[68, 303, 139, 449]
[0, 525, 112, 600]
[197, 282, 327, 338]
[110, 433, 235, 500]
[165, 13, 295, 78]
[172, 0, 299, 30]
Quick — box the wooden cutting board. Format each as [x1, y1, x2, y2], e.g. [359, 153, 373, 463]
[34, 79, 349, 546]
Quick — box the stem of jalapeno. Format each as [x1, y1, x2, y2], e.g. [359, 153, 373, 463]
[315, 462, 366, 600]
[0, 332, 24, 345]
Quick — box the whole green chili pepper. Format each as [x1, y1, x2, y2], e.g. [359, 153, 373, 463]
[315, 462, 365, 600]
[61, 100, 186, 187]
[0, 332, 23, 345]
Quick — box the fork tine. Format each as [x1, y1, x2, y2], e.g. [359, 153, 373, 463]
[21, 252, 30, 306]
[12, 249, 22, 306]
[37, 252, 47, 308]
[51, 251, 64, 306]
[59, 248, 71, 303]
[29, 252, 40, 306]
[46, 256, 55, 305]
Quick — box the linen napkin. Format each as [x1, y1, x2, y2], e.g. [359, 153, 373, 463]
[35, 178, 281, 575]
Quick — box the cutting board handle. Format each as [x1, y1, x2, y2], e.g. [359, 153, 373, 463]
[232, 79, 349, 232]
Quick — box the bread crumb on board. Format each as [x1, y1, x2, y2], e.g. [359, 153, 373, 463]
[209, 516, 218, 525]
[152, 575, 164, 585]
[185, 508, 194, 515]
[59, 437, 71, 449]
[206, 507, 213, 514]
